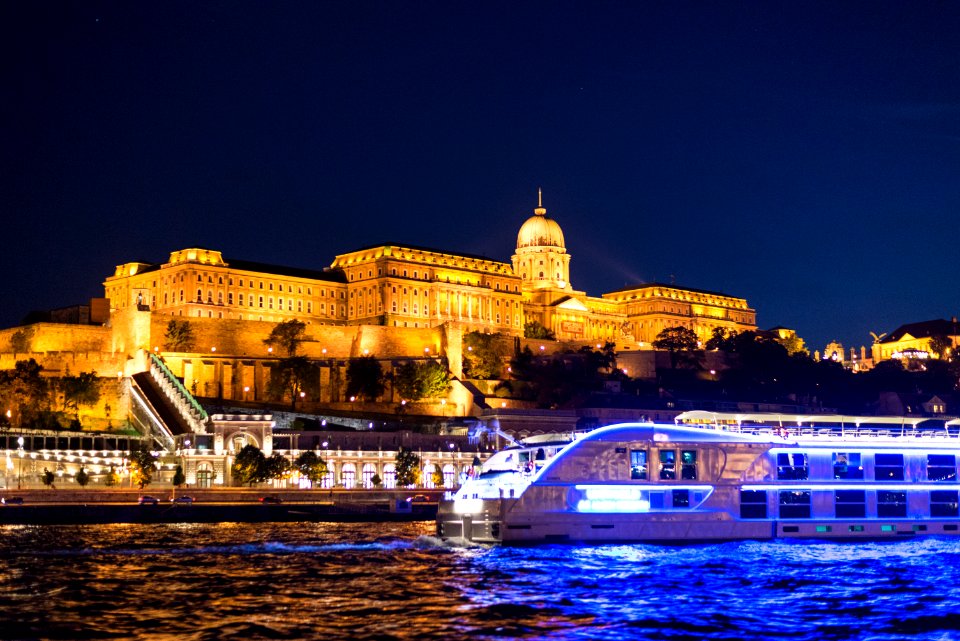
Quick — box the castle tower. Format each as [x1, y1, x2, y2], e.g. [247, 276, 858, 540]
[511, 190, 572, 292]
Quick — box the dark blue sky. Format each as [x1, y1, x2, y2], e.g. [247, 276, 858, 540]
[2, 2, 958, 353]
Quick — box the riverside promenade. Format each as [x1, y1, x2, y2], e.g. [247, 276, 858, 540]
[0, 488, 441, 525]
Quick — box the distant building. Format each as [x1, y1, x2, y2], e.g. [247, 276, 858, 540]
[102, 194, 757, 349]
[872, 318, 960, 364]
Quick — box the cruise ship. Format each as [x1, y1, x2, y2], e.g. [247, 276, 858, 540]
[437, 412, 960, 543]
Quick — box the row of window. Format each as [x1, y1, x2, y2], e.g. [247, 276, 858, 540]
[740, 489, 960, 519]
[777, 452, 958, 483]
[630, 449, 698, 481]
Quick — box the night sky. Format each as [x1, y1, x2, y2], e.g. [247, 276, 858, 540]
[2, 2, 958, 353]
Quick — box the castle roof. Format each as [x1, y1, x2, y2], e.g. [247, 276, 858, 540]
[880, 319, 960, 344]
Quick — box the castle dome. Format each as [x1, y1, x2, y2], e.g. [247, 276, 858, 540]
[516, 198, 565, 250]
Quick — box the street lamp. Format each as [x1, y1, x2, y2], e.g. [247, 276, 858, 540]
[16, 436, 24, 490]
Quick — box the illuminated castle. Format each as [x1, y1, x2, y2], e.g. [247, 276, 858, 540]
[104, 194, 756, 348]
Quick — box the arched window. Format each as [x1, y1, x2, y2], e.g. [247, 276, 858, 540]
[383, 464, 396, 489]
[341, 463, 356, 489]
[362, 463, 377, 488]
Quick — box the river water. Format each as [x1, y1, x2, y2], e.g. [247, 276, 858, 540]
[1, 521, 958, 640]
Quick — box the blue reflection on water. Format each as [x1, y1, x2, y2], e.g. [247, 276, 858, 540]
[1, 523, 959, 640]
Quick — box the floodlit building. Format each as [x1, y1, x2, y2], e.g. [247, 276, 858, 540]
[103, 195, 757, 349]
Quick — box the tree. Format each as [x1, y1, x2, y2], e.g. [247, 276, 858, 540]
[264, 453, 291, 483]
[371, 473, 383, 488]
[267, 356, 319, 409]
[60, 371, 101, 416]
[345, 356, 386, 401]
[294, 451, 328, 485]
[393, 360, 451, 400]
[231, 444, 267, 486]
[524, 321, 556, 340]
[0, 359, 50, 429]
[164, 319, 196, 352]
[172, 465, 185, 488]
[705, 328, 736, 352]
[431, 466, 444, 488]
[75, 467, 90, 487]
[263, 319, 307, 357]
[929, 335, 952, 359]
[652, 327, 702, 369]
[129, 448, 158, 489]
[42, 468, 56, 489]
[462, 332, 509, 379]
[104, 465, 119, 487]
[395, 447, 422, 487]
[10, 328, 33, 353]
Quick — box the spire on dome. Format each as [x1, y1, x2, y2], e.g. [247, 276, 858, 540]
[534, 187, 546, 216]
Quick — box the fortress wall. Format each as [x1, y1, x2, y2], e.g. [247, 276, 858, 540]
[0, 323, 110, 355]
[146, 314, 444, 360]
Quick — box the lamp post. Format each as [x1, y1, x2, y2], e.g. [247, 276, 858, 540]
[16, 436, 24, 490]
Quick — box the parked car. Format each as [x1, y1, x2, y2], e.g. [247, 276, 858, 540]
[170, 496, 194, 505]
[2, 497, 24, 505]
[259, 496, 283, 505]
[406, 494, 433, 503]
[137, 496, 159, 506]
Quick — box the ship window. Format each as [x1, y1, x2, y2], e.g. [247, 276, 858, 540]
[649, 492, 664, 509]
[833, 452, 864, 480]
[740, 490, 767, 519]
[659, 450, 676, 480]
[927, 454, 957, 482]
[931, 490, 959, 517]
[630, 450, 647, 480]
[835, 490, 866, 518]
[875, 453, 905, 481]
[672, 489, 690, 508]
[877, 490, 907, 517]
[776, 453, 808, 480]
[681, 450, 697, 480]
[779, 490, 811, 519]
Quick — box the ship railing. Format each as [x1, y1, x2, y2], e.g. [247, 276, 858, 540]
[699, 422, 959, 440]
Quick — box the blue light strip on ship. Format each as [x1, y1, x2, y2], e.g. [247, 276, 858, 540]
[742, 483, 960, 491]
[574, 484, 714, 513]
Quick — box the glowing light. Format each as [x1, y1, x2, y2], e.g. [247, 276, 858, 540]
[211, 346, 216, 352]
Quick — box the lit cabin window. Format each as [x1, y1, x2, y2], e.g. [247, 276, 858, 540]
[680, 450, 697, 480]
[779, 490, 811, 518]
[931, 490, 959, 517]
[740, 490, 767, 519]
[833, 452, 864, 480]
[835, 490, 866, 518]
[777, 453, 808, 480]
[672, 489, 689, 508]
[659, 450, 676, 480]
[927, 454, 956, 482]
[875, 453, 905, 481]
[877, 491, 907, 517]
[630, 450, 647, 480]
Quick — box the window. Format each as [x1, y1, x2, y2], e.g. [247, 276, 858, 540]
[777, 453, 808, 480]
[227, 292, 233, 305]
[877, 490, 907, 517]
[833, 452, 864, 479]
[779, 490, 811, 518]
[927, 454, 956, 482]
[239, 293, 244, 306]
[630, 450, 647, 480]
[740, 490, 767, 519]
[259, 296, 264, 308]
[672, 489, 690, 508]
[875, 453, 904, 481]
[931, 490, 959, 517]
[659, 450, 676, 480]
[835, 490, 866, 518]
[680, 450, 697, 480]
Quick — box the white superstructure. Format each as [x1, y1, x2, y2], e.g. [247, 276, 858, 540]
[438, 414, 960, 543]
